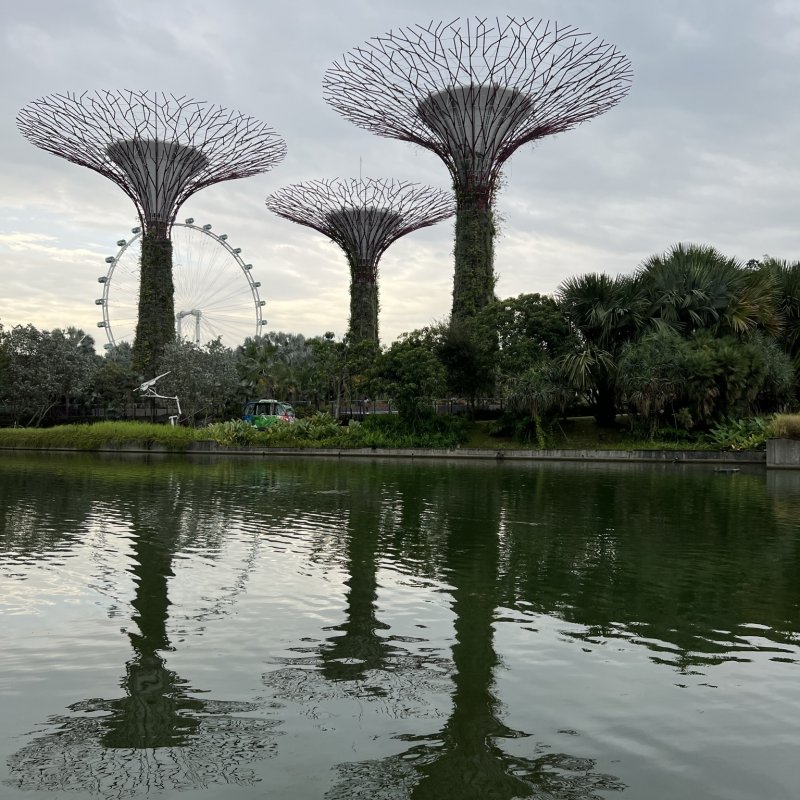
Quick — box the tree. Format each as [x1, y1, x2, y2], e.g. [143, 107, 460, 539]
[753, 257, 800, 400]
[638, 243, 781, 337]
[558, 273, 645, 426]
[0, 324, 97, 426]
[478, 292, 577, 394]
[0, 321, 8, 405]
[307, 332, 348, 416]
[158, 339, 240, 425]
[93, 342, 138, 418]
[236, 336, 278, 398]
[236, 332, 315, 402]
[373, 332, 446, 421]
[617, 329, 689, 435]
[498, 363, 561, 445]
[431, 320, 494, 408]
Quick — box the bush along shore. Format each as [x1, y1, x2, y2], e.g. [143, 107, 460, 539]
[0, 413, 798, 455]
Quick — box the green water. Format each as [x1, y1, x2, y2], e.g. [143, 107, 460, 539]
[0, 452, 798, 799]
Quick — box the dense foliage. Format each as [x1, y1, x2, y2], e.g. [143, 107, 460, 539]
[1, 242, 798, 446]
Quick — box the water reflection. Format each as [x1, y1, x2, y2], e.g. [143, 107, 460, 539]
[6, 466, 280, 795]
[1, 454, 799, 799]
[319, 483, 394, 680]
[265, 472, 624, 800]
[263, 465, 452, 720]
[493, 466, 800, 669]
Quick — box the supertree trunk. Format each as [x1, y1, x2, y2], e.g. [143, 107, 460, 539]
[133, 232, 175, 375]
[452, 186, 496, 322]
[347, 255, 379, 344]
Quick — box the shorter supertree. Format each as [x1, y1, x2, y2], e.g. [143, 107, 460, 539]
[17, 90, 286, 375]
[265, 179, 453, 343]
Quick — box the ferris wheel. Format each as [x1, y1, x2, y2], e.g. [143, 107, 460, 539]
[96, 219, 267, 349]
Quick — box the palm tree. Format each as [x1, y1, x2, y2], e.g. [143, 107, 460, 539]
[638, 243, 781, 337]
[557, 273, 645, 426]
[755, 257, 800, 391]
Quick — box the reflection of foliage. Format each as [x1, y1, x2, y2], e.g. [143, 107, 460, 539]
[322, 464, 626, 799]
[4, 466, 283, 796]
[263, 477, 452, 715]
[326, 746, 625, 800]
[7, 707, 280, 797]
[3, 452, 800, 798]
[263, 656, 450, 722]
[496, 464, 800, 666]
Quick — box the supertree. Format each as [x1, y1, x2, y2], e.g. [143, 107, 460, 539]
[17, 90, 286, 375]
[323, 17, 632, 323]
[265, 178, 453, 343]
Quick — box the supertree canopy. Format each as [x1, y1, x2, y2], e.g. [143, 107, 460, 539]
[265, 178, 453, 343]
[324, 17, 632, 322]
[17, 90, 287, 375]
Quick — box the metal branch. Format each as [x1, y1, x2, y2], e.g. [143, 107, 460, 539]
[17, 90, 287, 236]
[266, 178, 453, 263]
[323, 16, 632, 192]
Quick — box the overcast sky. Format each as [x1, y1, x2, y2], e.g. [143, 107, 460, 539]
[2, 0, 799, 348]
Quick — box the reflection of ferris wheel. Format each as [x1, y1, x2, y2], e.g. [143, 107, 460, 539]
[96, 219, 267, 349]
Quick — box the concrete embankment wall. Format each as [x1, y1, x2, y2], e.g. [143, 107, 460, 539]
[4, 442, 794, 467]
[187, 441, 767, 465]
[766, 438, 800, 469]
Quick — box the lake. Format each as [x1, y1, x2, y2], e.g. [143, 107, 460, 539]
[1, 452, 798, 799]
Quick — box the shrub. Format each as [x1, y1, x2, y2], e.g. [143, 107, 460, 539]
[706, 416, 773, 450]
[488, 412, 552, 447]
[204, 419, 257, 446]
[353, 411, 469, 448]
[262, 412, 342, 444]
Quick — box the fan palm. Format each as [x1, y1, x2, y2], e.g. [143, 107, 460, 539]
[557, 273, 645, 425]
[638, 243, 781, 337]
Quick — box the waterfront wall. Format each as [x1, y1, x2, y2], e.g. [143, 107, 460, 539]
[766, 438, 800, 469]
[187, 442, 766, 465]
[0, 441, 776, 466]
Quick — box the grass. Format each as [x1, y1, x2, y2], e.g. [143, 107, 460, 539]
[0, 414, 776, 453]
[0, 421, 200, 451]
[463, 417, 717, 451]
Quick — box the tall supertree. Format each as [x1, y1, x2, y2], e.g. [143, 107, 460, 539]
[17, 90, 287, 375]
[323, 17, 633, 323]
[265, 178, 453, 343]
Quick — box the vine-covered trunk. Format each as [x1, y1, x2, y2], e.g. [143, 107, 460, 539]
[347, 256, 379, 345]
[133, 231, 175, 377]
[452, 186, 495, 323]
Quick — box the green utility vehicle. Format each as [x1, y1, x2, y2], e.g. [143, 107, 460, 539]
[243, 399, 295, 429]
